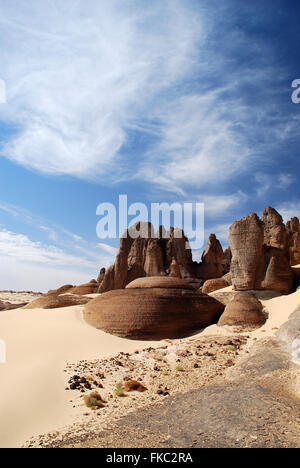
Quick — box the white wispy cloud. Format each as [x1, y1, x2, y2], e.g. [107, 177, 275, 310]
[200, 192, 247, 217]
[0, 228, 117, 291]
[0, 201, 117, 289]
[138, 91, 251, 188]
[0, 0, 202, 180]
[0, 0, 298, 203]
[0, 0, 298, 240]
[0, 257, 92, 292]
[255, 173, 295, 198]
[97, 243, 118, 256]
[39, 225, 58, 242]
[276, 202, 300, 224]
[0, 229, 94, 268]
[0, 200, 84, 247]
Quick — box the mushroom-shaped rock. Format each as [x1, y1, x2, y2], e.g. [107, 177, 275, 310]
[126, 276, 194, 290]
[24, 294, 91, 309]
[218, 293, 266, 329]
[202, 278, 229, 295]
[83, 276, 224, 340]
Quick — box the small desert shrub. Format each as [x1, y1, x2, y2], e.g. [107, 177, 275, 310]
[175, 365, 185, 372]
[83, 392, 106, 410]
[226, 345, 236, 352]
[123, 380, 147, 393]
[115, 382, 127, 397]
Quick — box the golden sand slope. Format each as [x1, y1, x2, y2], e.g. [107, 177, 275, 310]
[0, 303, 158, 448]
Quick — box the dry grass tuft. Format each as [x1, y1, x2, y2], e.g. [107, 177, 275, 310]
[114, 382, 127, 397]
[83, 392, 106, 410]
[123, 380, 148, 393]
[175, 365, 185, 372]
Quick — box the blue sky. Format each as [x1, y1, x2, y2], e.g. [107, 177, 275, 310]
[0, 0, 299, 291]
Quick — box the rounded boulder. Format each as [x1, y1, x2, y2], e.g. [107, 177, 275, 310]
[218, 293, 266, 329]
[126, 276, 194, 290]
[24, 294, 91, 309]
[202, 278, 229, 295]
[83, 277, 224, 340]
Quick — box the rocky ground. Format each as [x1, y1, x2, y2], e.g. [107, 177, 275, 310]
[0, 290, 42, 305]
[0, 291, 43, 311]
[23, 334, 250, 448]
[24, 335, 300, 449]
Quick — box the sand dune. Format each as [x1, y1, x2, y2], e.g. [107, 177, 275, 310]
[0, 304, 158, 448]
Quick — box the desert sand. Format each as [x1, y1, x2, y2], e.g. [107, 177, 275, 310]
[0, 298, 158, 448]
[0, 285, 300, 448]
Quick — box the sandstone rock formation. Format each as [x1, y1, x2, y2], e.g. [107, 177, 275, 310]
[222, 272, 232, 285]
[0, 300, 28, 311]
[286, 217, 300, 266]
[277, 305, 300, 363]
[197, 234, 223, 280]
[163, 227, 194, 279]
[46, 206, 300, 300]
[126, 276, 195, 290]
[293, 266, 300, 290]
[218, 293, 266, 329]
[47, 285, 74, 296]
[24, 294, 91, 309]
[69, 282, 99, 295]
[210, 289, 282, 306]
[229, 209, 294, 294]
[222, 247, 232, 275]
[169, 258, 182, 278]
[258, 245, 293, 293]
[84, 276, 224, 340]
[202, 278, 230, 295]
[97, 268, 106, 285]
[98, 223, 223, 293]
[262, 207, 288, 252]
[229, 212, 264, 291]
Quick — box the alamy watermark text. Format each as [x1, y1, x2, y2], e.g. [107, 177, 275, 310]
[96, 195, 205, 250]
[291, 79, 300, 104]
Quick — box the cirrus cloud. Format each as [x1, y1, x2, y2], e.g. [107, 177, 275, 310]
[0, 0, 202, 180]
